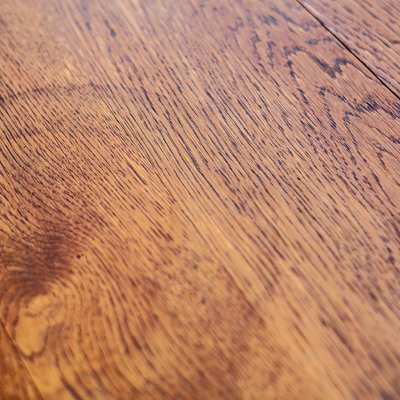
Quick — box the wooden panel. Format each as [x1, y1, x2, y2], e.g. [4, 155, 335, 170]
[300, 0, 400, 95]
[0, 320, 42, 400]
[0, 0, 399, 398]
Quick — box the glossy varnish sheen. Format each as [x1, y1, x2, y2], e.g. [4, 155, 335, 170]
[0, 0, 399, 399]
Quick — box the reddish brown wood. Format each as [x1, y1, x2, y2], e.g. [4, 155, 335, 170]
[0, 0, 399, 398]
[300, 0, 400, 95]
[0, 321, 42, 399]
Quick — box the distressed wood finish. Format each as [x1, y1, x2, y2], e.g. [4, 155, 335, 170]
[0, 0, 399, 399]
[300, 0, 400, 96]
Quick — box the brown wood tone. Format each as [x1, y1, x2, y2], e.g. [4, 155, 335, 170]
[0, 320, 42, 400]
[0, 0, 399, 399]
[299, 0, 400, 96]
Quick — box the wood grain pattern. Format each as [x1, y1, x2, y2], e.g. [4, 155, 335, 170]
[299, 0, 400, 96]
[0, 0, 399, 398]
[0, 320, 42, 400]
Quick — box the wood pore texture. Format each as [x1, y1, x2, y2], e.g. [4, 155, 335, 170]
[0, 0, 399, 399]
[300, 0, 400, 96]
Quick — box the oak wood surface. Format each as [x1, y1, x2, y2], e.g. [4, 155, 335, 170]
[0, 320, 42, 400]
[300, 0, 400, 96]
[0, 0, 399, 399]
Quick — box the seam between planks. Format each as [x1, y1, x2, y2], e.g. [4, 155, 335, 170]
[296, 0, 400, 101]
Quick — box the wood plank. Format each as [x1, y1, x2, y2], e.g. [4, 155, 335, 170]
[0, 0, 399, 398]
[0, 320, 42, 399]
[299, 0, 400, 96]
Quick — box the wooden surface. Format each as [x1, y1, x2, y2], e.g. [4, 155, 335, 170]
[0, 321, 42, 400]
[300, 0, 400, 96]
[0, 0, 399, 398]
